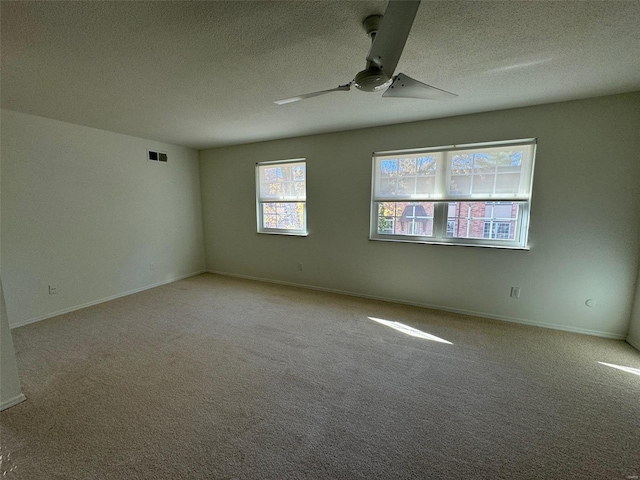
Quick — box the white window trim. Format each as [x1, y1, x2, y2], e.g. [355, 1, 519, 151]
[369, 139, 536, 249]
[256, 158, 308, 236]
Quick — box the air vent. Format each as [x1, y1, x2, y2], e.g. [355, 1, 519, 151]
[147, 150, 167, 162]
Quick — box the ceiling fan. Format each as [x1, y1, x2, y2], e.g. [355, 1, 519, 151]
[274, 0, 457, 105]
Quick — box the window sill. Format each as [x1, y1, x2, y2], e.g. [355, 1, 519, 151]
[257, 231, 308, 237]
[369, 236, 530, 250]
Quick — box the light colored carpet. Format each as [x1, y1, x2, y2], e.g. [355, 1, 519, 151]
[1, 273, 639, 479]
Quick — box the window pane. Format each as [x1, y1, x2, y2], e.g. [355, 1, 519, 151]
[399, 158, 416, 175]
[263, 202, 278, 229]
[473, 153, 496, 175]
[398, 176, 417, 195]
[483, 221, 512, 239]
[472, 174, 495, 194]
[262, 202, 305, 231]
[416, 176, 435, 195]
[451, 154, 474, 174]
[376, 202, 434, 237]
[416, 156, 437, 175]
[375, 155, 438, 198]
[258, 162, 306, 200]
[446, 201, 518, 240]
[260, 166, 285, 198]
[450, 175, 471, 195]
[489, 203, 513, 218]
[449, 148, 525, 198]
[495, 173, 521, 193]
[379, 176, 397, 196]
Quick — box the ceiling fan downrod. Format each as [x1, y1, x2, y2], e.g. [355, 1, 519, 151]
[355, 14, 392, 92]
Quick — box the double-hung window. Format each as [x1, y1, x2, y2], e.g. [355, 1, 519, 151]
[256, 159, 307, 235]
[370, 139, 536, 249]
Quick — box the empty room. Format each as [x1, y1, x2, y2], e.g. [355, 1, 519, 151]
[1, 1, 639, 478]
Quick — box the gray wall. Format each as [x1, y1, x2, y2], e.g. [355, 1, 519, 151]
[627, 264, 640, 349]
[200, 93, 640, 339]
[1, 110, 206, 327]
[0, 121, 24, 409]
[0, 280, 24, 410]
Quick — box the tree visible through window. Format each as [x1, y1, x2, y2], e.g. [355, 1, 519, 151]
[256, 159, 307, 235]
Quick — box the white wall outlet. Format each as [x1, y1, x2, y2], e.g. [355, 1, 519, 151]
[510, 286, 521, 298]
[149, 263, 155, 271]
[48, 285, 58, 295]
[297, 262, 303, 271]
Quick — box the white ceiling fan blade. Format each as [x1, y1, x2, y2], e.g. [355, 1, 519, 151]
[366, 0, 421, 78]
[274, 84, 351, 105]
[383, 73, 457, 100]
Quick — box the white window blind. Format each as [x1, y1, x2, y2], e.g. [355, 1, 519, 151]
[257, 160, 306, 202]
[373, 140, 535, 203]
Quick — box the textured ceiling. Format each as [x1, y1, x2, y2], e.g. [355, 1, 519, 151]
[2, 1, 640, 149]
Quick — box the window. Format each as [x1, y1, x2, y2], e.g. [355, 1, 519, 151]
[370, 139, 536, 248]
[256, 159, 307, 235]
[483, 221, 512, 239]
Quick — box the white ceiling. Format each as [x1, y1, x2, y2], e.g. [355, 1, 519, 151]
[2, 1, 640, 150]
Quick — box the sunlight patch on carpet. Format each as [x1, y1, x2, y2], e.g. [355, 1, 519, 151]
[368, 317, 452, 344]
[598, 362, 640, 377]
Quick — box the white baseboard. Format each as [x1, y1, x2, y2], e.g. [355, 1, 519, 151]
[10, 271, 206, 329]
[208, 270, 627, 341]
[0, 393, 26, 412]
[626, 336, 640, 351]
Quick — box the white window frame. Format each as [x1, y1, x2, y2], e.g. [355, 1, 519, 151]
[370, 139, 536, 249]
[256, 158, 308, 236]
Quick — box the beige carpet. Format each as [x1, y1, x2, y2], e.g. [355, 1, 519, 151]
[1, 273, 639, 479]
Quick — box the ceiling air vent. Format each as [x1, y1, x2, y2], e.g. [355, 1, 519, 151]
[147, 150, 167, 163]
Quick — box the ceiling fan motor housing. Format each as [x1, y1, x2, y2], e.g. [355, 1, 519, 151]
[354, 67, 392, 92]
[363, 14, 382, 37]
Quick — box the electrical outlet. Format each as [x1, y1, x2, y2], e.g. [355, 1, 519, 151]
[149, 263, 155, 271]
[48, 285, 58, 295]
[510, 286, 521, 298]
[297, 263, 303, 271]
